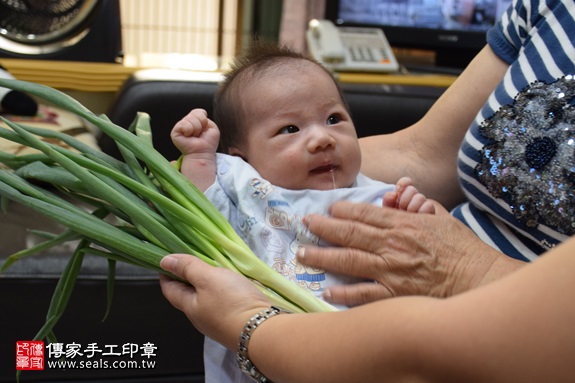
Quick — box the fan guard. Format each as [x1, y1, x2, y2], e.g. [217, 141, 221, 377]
[0, 0, 100, 55]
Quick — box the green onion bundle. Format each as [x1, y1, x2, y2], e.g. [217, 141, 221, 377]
[0, 78, 336, 343]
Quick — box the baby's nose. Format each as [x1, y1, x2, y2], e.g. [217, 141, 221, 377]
[307, 126, 336, 152]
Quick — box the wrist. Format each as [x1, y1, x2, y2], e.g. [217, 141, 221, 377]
[476, 252, 526, 288]
[237, 306, 291, 382]
[182, 151, 217, 162]
[179, 152, 217, 192]
[453, 243, 524, 294]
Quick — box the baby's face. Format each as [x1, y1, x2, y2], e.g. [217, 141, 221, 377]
[231, 61, 361, 190]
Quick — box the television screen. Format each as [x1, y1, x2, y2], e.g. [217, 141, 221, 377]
[326, 0, 512, 70]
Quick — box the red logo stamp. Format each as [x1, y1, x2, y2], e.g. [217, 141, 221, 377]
[16, 341, 44, 370]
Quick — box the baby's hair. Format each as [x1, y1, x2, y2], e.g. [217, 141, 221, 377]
[214, 40, 350, 153]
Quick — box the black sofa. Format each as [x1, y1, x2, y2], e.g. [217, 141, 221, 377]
[100, 69, 447, 160]
[1, 68, 446, 383]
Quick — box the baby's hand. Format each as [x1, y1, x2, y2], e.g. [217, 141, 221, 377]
[171, 108, 220, 156]
[383, 177, 435, 214]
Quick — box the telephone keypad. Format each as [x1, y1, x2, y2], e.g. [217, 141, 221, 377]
[339, 27, 397, 68]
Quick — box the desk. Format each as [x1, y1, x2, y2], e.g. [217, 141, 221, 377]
[0, 59, 138, 92]
[0, 58, 457, 93]
[336, 71, 457, 88]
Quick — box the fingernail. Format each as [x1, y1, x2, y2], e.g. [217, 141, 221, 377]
[296, 246, 305, 260]
[160, 255, 178, 271]
[322, 289, 332, 303]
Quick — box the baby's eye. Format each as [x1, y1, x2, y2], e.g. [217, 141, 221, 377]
[278, 125, 300, 134]
[326, 114, 341, 125]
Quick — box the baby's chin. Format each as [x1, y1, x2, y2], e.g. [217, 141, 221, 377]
[269, 170, 355, 191]
[279, 179, 353, 191]
[307, 173, 355, 190]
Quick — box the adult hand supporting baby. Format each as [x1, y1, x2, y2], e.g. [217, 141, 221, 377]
[298, 201, 525, 306]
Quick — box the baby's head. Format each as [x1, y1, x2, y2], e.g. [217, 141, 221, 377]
[214, 42, 362, 190]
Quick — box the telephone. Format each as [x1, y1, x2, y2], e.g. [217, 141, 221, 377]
[306, 19, 399, 73]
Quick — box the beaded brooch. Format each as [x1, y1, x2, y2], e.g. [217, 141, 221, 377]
[476, 75, 575, 235]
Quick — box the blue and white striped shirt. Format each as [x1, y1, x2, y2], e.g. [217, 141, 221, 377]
[453, 0, 575, 261]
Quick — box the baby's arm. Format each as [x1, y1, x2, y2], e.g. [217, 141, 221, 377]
[171, 109, 220, 192]
[383, 177, 436, 214]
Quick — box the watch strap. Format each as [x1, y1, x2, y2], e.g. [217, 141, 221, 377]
[237, 306, 289, 382]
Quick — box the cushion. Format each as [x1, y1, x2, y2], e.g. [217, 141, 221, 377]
[0, 104, 99, 157]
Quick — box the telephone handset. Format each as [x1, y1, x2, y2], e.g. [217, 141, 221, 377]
[306, 19, 399, 73]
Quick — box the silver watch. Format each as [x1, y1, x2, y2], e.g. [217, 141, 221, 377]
[237, 306, 289, 382]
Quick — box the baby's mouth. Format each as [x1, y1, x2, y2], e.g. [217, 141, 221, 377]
[310, 164, 337, 174]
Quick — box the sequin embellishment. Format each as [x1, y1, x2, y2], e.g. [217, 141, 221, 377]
[475, 75, 575, 235]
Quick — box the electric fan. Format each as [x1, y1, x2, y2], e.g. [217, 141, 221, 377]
[0, 0, 122, 62]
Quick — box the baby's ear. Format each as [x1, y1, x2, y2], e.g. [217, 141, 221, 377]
[228, 146, 247, 161]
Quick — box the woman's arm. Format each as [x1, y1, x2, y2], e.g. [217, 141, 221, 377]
[360, 46, 509, 208]
[160, 236, 575, 383]
[251, 236, 575, 383]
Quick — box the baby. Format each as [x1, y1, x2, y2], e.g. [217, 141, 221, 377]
[171, 43, 434, 382]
